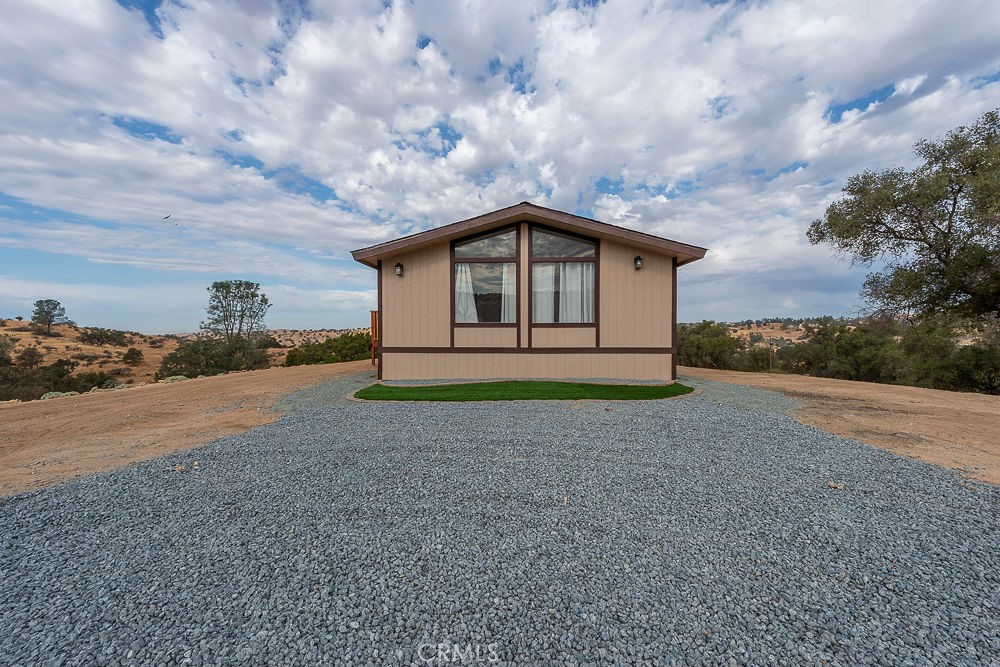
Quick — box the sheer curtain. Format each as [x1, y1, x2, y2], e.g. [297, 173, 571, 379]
[455, 264, 478, 322]
[532, 263, 556, 323]
[558, 262, 595, 323]
[501, 263, 516, 323]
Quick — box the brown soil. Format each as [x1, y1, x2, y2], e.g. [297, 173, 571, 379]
[3, 360, 995, 497]
[679, 366, 1000, 484]
[0, 360, 372, 497]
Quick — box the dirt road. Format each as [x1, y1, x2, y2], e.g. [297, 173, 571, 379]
[680, 366, 1000, 484]
[0, 360, 372, 497]
[3, 361, 996, 497]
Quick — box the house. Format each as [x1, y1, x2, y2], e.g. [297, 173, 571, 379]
[351, 202, 707, 382]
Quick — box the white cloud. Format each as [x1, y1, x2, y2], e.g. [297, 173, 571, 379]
[1, 0, 999, 329]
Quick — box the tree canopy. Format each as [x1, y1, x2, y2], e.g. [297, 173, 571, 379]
[199, 280, 271, 340]
[808, 108, 1000, 320]
[31, 299, 68, 335]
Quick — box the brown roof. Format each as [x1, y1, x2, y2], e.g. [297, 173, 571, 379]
[351, 201, 708, 268]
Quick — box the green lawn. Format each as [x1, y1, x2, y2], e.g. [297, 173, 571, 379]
[354, 380, 694, 401]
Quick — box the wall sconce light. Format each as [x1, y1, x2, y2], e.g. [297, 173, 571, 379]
[634, 255, 643, 270]
[394, 262, 404, 277]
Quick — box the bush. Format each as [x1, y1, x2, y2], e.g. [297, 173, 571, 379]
[16, 347, 44, 370]
[284, 331, 372, 366]
[122, 348, 144, 366]
[952, 344, 1000, 394]
[155, 337, 269, 380]
[255, 334, 284, 349]
[676, 321, 743, 369]
[77, 328, 132, 346]
[0, 359, 111, 402]
[0, 334, 16, 366]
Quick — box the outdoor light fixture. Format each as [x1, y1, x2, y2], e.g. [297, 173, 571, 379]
[634, 255, 643, 270]
[394, 262, 404, 276]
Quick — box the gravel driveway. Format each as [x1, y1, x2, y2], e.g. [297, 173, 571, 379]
[1, 371, 997, 665]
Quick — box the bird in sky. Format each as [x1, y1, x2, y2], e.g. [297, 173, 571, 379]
[162, 214, 171, 220]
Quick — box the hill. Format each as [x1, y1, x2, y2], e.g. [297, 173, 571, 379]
[0, 321, 370, 387]
[0, 321, 179, 384]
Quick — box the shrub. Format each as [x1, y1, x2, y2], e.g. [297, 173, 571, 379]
[155, 337, 269, 380]
[16, 347, 44, 370]
[284, 331, 372, 366]
[122, 348, 144, 366]
[77, 328, 132, 346]
[0, 334, 16, 366]
[255, 334, 284, 349]
[676, 321, 743, 369]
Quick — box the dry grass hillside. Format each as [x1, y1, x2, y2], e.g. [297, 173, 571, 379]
[0, 321, 180, 383]
[0, 321, 370, 384]
[727, 322, 808, 343]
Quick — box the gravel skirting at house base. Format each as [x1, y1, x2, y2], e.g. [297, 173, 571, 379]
[1, 372, 997, 666]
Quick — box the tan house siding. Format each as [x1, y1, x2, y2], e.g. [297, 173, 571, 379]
[381, 352, 671, 381]
[381, 244, 450, 347]
[599, 240, 672, 348]
[530, 327, 596, 347]
[354, 203, 705, 383]
[454, 327, 517, 347]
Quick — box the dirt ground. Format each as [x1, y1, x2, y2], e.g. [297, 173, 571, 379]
[0, 360, 372, 497]
[2, 361, 997, 498]
[680, 366, 1000, 484]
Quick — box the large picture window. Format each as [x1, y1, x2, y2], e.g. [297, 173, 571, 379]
[453, 228, 517, 324]
[531, 228, 597, 324]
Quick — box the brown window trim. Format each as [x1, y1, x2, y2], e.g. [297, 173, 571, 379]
[454, 323, 518, 328]
[529, 224, 600, 331]
[530, 323, 597, 328]
[451, 225, 520, 336]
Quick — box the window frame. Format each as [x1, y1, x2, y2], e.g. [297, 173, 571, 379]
[529, 224, 600, 328]
[450, 225, 520, 328]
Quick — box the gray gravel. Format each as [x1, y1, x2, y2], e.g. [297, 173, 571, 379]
[1, 370, 997, 666]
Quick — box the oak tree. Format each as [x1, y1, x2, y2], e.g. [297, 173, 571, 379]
[808, 109, 1000, 320]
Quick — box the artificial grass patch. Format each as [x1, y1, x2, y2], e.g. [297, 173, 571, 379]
[354, 380, 694, 401]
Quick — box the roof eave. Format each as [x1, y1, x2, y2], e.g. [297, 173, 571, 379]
[351, 201, 708, 267]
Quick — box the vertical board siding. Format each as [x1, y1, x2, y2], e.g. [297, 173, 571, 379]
[382, 245, 450, 347]
[529, 328, 596, 347]
[454, 328, 518, 347]
[379, 353, 671, 381]
[599, 240, 672, 348]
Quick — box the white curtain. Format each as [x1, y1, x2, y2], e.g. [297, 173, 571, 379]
[455, 264, 478, 322]
[501, 263, 516, 323]
[558, 262, 595, 323]
[532, 263, 555, 323]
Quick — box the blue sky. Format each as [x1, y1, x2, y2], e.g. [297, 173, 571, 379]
[1, 0, 998, 332]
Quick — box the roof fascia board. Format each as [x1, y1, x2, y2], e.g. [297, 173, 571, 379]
[351, 202, 707, 268]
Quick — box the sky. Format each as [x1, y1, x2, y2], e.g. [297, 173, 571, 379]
[1, 0, 999, 333]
